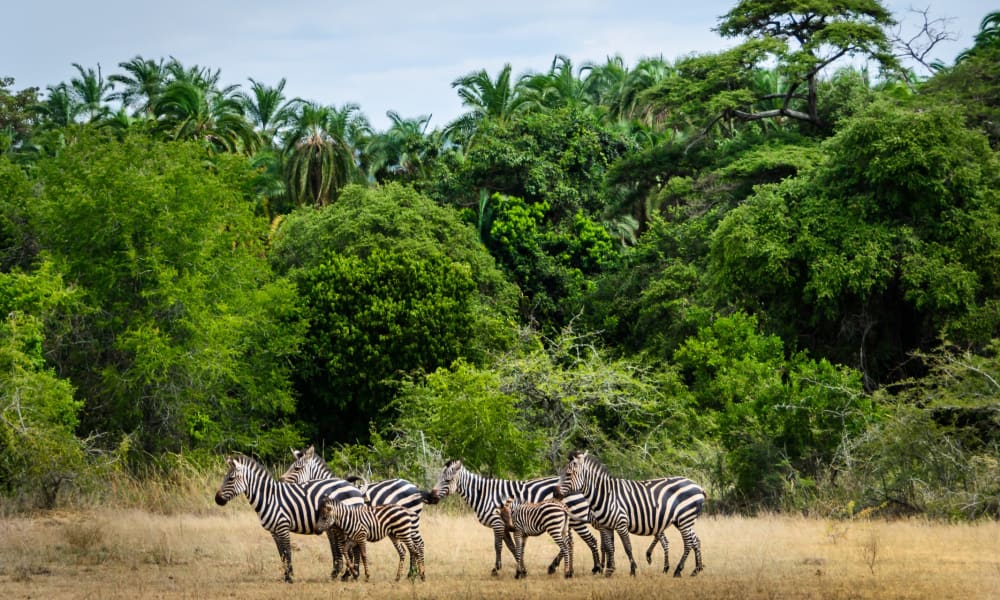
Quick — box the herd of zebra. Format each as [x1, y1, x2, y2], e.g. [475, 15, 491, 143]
[214, 446, 706, 583]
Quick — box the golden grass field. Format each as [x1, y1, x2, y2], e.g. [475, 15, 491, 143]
[2, 501, 998, 600]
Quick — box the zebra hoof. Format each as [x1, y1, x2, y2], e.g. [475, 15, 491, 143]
[490, 568, 500, 577]
[592, 565, 602, 575]
[691, 566, 703, 576]
[565, 571, 573, 579]
[646, 553, 653, 565]
[548, 565, 558, 575]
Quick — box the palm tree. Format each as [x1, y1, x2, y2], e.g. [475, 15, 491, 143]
[615, 56, 675, 126]
[447, 64, 525, 144]
[519, 55, 590, 113]
[237, 78, 301, 149]
[364, 110, 437, 183]
[152, 79, 255, 153]
[580, 55, 628, 109]
[956, 10, 1000, 63]
[108, 56, 166, 117]
[68, 63, 113, 122]
[37, 83, 79, 128]
[281, 102, 370, 207]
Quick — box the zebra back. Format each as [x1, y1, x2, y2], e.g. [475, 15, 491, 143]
[281, 445, 436, 515]
[499, 498, 571, 537]
[432, 459, 592, 527]
[317, 497, 420, 543]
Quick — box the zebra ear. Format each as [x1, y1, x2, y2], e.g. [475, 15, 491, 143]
[305, 445, 316, 457]
[291, 447, 301, 459]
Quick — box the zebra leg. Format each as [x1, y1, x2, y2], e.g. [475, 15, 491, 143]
[357, 539, 371, 582]
[271, 530, 294, 583]
[490, 524, 510, 576]
[392, 539, 407, 582]
[646, 533, 670, 573]
[408, 532, 427, 581]
[570, 521, 602, 574]
[601, 526, 616, 577]
[675, 528, 704, 577]
[340, 539, 357, 582]
[325, 529, 345, 580]
[615, 527, 639, 577]
[514, 533, 527, 579]
[558, 529, 574, 578]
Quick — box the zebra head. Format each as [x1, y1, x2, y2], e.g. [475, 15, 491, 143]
[555, 449, 589, 499]
[315, 493, 348, 534]
[497, 497, 517, 531]
[214, 456, 249, 506]
[278, 445, 321, 484]
[431, 459, 463, 501]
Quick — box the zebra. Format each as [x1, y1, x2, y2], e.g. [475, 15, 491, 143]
[496, 497, 574, 579]
[430, 459, 603, 576]
[279, 445, 438, 517]
[214, 453, 364, 582]
[555, 450, 705, 577]
[315, 494, 426, 582]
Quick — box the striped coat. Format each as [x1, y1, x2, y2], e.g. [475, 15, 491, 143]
[214, 454, 363, 582]
[497, 498, 574, 578]
[556, 450, 705, 577]
[315, 496, 426, 582]
[431, 459, 602, 575]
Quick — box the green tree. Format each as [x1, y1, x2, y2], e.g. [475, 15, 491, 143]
[709, 101, 1000, 385]
[268, 183, 518, 443]
[237, 77, 301, 149]
[68, 63, 113, 123]
[447, 64, 526, 145]
[152, 79, 256, 153]
[393, 360, 542, 476]
[108, 55, 166, 117]
[25, 131, 304, 457]
[673, 312, 870, 509]
[364, 111, 438, 183]
[281, 102, 369, 207]
[0, 77, 40, 155]
[715, 0, 896, 127]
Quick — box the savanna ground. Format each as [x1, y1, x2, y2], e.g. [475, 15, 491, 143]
[2, 501, 998, 600]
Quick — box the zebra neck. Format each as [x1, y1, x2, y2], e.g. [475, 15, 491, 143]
[244, 470, 278, 513]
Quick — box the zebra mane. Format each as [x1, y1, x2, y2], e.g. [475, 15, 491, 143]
[229, 454, 277, 478]
[571, 450, 610, 478]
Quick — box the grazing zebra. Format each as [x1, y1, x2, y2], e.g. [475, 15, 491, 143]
[315, 494, 426, 582]
[430, 459, 602, 576]
[214, 454, 364, 582]
[279, 446, 438, 517]
[555, 450, 705, 577]
[496, 497, 574, 579]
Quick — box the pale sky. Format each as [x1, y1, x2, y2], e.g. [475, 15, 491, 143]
[5, 1, 992, 131]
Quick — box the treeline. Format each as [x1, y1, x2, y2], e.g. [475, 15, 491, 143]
[1, 2, 997, 519]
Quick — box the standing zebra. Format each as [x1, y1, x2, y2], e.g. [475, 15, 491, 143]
[315, 494, 426, 582]
[555, 450, 705, 577]
[280, 446, 438, 517]
[214, 454, 364, 582]
[430, 459, 603, 576]
[497, 498, 574, 579]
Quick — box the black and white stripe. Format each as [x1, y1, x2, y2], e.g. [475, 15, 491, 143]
[279, 445, 437, 518]
[315, 496, 426, 582]
[214, 454, 364, 582]
[497, 498, 574, 579]
[555, 450, 705, 577]
[431, 459, 602, 575]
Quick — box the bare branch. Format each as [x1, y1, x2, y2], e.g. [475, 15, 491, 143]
[889, 6, 957, 75]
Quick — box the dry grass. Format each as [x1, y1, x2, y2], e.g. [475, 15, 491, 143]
[1, 504, 998, 599]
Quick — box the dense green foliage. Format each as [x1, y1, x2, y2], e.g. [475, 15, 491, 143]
[1, 1, 997, 519]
